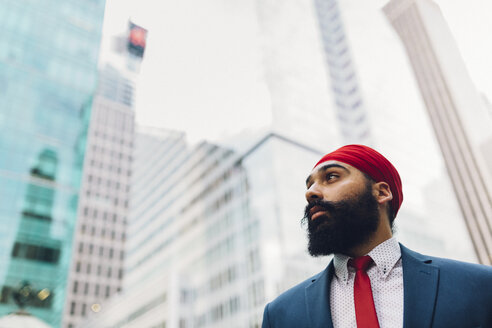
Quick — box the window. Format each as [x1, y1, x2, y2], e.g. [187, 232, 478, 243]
[73, 281, 78, 294]
[11, 242, 60, 264]
[70, 302, 76, 315]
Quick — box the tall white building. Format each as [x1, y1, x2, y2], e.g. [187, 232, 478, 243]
[313, 0, 371, 144]
[384, 0, 492, 264]
[62, 22, 147, 328]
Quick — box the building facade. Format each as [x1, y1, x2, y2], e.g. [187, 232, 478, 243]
[384, 0, 492, 264]
[62, 23, 147, 328]
[254, 0, 339, 150]
[313, 0, 371, 144]
[0, 0, 106, 326]
[81, 130, 328, 328]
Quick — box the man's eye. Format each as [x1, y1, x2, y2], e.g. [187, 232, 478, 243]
[326, 173, 337, 180]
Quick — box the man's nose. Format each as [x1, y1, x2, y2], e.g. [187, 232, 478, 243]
[305, 184, 323, 203]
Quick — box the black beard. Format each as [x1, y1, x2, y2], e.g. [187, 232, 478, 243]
[304, 182, 380, 257]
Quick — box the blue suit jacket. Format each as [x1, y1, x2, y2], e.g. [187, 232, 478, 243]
[262, 245, 492, 328]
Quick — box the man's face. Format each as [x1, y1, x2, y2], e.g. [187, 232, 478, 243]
[304, 161, 380, 256]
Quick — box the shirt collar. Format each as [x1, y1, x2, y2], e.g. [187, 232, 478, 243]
[333, 237, 401, 283]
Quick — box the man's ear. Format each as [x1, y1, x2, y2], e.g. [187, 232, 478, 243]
[373, 181, 393, 205]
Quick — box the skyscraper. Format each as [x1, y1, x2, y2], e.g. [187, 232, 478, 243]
[384, 0, 492, 264]
[255, 0, 339, 149]
[313, 0, 371, 144]
[62, 22, 147, 328]
[0, 0, 106, 325]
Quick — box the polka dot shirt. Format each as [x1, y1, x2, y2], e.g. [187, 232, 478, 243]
[330, 237, 404, 328]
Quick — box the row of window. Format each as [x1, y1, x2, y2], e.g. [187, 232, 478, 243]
[88, 158, 132, 177]
[72, 280, 121, 297]
[86, 173, 130, 191]
[82, 207, 126, 223]
[79, 223, 126, 241]
[77, 243, 124, 260]
[90, 143, 133, 161]
[74, 259, 123, 277]
[84, 190, 130, 208]
[11, 242, 60, 264]
[195, 295, 241, 327]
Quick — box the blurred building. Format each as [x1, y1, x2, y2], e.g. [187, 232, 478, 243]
[255, 0, 339, 150]
[0, 0, 106, 326]
[313, 0, 372, 144]
[384, 0, 492, 264]
[61, 22, 147, 328]
[80, 129, 328, 328]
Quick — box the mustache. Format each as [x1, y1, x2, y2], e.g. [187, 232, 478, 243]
[303, 199, 339, 220]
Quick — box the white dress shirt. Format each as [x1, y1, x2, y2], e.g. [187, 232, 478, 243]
[330, 237, 403, 328]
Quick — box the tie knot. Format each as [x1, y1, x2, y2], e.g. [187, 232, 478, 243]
[349, 255, 373, 271]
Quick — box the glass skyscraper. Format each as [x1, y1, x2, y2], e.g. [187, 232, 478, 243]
[0, 0, 106, 326]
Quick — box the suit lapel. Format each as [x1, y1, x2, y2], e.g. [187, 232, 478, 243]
[400, 244, 439, 328]
[305, 262, 334, 328]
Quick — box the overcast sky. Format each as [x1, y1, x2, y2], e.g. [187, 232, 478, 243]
[100, 0, 492, 144]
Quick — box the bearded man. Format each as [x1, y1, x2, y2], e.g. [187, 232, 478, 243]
[262, 145, 492, 328]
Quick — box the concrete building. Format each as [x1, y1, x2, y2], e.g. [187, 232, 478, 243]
[61, 23, 146, 328]
[384, 0, 492, 264]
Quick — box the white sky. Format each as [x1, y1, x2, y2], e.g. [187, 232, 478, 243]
[100, 0, 492, 144]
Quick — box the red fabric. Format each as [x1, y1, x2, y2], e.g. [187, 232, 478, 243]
[314, 144, 403, 216]
[349, 256, 380, 328]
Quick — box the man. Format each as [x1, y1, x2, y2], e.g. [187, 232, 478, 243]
[262, 144, 492, 328]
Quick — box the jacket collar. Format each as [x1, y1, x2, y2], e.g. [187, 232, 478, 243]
[303, 244, 439, 328]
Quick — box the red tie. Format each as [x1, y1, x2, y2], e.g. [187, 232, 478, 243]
[349, 256, 380, 328]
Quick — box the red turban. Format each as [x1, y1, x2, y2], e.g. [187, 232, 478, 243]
[314, 144, 403, 216]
